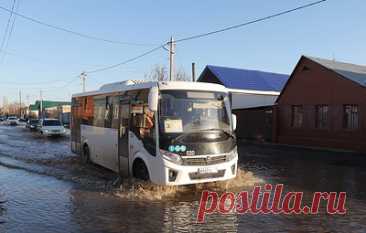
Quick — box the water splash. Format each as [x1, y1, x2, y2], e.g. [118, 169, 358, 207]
[113, 168, 263, 201]
[113, 180, 177, 201]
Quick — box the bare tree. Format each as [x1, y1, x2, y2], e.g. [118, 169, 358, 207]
[146, 65, 191, 82]
[145, 64, 167, 81]
[175, 68, 191, 81]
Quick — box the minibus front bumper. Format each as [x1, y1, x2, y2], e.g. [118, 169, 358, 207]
[158, 156, 238, 186]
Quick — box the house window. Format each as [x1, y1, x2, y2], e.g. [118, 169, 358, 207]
[343, 105, 359, 129]
[315, 105, 328, 129]
[291, 105, 303, 128]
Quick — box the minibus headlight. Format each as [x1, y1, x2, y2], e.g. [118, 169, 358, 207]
[160, 149, 182, 165]
[226, 148, 238, 161]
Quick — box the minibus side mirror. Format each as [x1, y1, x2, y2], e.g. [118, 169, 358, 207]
[232, 113, 237, 131]
[148, 87, 159, 112]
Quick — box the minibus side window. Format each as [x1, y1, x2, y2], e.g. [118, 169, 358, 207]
[130, 90, 156, 156]
[93, 96, 106, 127]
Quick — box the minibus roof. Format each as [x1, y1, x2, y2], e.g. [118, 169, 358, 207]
[72, 80, 228, 98]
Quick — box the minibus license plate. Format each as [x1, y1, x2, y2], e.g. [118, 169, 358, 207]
[198, 167, 217, 174]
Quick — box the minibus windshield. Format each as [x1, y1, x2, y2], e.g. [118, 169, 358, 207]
[159, 90, 231, 135]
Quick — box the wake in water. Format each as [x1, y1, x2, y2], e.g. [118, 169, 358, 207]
[113, 168, 263, 201]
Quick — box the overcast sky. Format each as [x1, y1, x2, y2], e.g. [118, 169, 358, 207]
[0, 0, 364, 104]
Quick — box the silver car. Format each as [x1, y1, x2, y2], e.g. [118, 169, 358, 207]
[38, 119, 66, 136]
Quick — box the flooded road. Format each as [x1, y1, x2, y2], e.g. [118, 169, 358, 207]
[0, 125, 366, 232]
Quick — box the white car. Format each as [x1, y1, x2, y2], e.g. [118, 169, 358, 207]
[38, 119, 66, 137]
[7, 116, 18, 126]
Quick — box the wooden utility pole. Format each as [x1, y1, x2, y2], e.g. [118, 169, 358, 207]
[168, 36, 175, 81]
[191, 62, 196, 82]
[19, 90, 22, 118]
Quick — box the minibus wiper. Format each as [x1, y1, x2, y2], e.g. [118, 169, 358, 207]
[171, 132, 191, 144]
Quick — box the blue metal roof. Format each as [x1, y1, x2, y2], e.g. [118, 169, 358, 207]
[201, 65, 289, 92]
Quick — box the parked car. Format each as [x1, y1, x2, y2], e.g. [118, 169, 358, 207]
[0, 116, 6, 122]
[19, 118, 27, 123]
[38, 119, 66, 137]
[7, 116, 18, 126]
[26, 119, 39, 131]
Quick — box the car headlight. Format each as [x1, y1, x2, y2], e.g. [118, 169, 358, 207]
[44, 130, 49, 133]
[226, 147, 238, 161]
[160, 149, 182, 165]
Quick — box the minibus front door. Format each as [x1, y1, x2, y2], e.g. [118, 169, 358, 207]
[118, 97, 130, 177]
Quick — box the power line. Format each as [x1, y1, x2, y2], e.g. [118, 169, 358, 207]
[6, 0, 19, 47]
[174, 0, 327, 43]
[0, 47, 115, 69]
[85, 44, 165, 74]
[2, 75, 79, 94]
[1, 0, 20, 63]
[0, 0, 328, 88]
[38, 75, 80, 91]
[1, 79, 71, 86]
[84, 0, 327, 74]
[0, 4, 157, 47]
[0, 0, 16, 54]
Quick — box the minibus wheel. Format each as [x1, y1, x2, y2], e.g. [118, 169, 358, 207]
[81, 145, 90, 164]
[133, 159, 149, 181]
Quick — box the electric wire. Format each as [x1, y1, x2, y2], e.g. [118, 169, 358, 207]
[0, 4, 157, 47]
[0, 0, 328, 89]
[0, 0, 20, 63]
[174, 0, 327, 43]
[85, 44, 166, 74]
[0, 0, 16, 54]
[83, 0, 328, 74]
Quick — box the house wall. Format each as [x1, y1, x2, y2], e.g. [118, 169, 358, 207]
[275, 57, 366, 152]
[199, 67, 280, 142]
[234, 106, 273, 141]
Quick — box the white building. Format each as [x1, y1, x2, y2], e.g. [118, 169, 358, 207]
[198, 65, 289, 141]
[198, 65, 289, 109]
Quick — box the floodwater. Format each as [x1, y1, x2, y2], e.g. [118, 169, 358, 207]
[0, 125, 366, 232]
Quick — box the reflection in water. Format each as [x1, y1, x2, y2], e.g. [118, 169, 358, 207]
[0, 193, 5, 225]
[0, 166, 77, 233]
[70, 189, 241, 233]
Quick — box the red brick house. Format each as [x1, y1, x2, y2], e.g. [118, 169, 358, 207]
[273, 56, 366, 153]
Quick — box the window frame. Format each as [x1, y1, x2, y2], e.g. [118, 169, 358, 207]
[343, 104, 359, 130]
[291, 105, 303, 128]
[315, 105, 329, 129]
